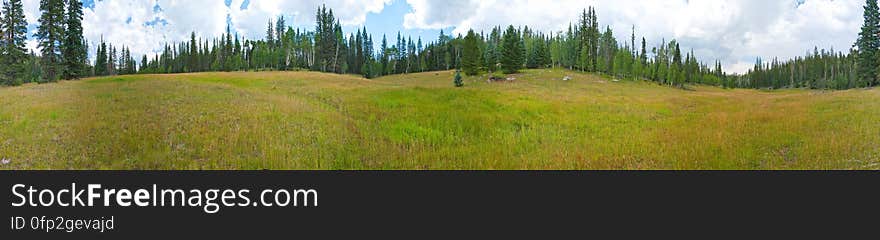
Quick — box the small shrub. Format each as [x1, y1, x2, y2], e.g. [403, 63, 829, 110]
[454, 70, 464, 87]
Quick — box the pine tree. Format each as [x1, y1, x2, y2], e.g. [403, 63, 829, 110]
[332, 21, 344, 73]
[672, 42, 683, 87]
[528, 36, 547, 68]
[717, 61, 728, 88]
[35, 0, 66, 82]
[266, 19, 274, 49]
[313, 5, 338, 72]
[486, 27, 501, 72]
[454, 69, 464, 87]
[0, 4, 6, 84]
[589, 7, 599, 71]
[640, 37, 647, 65]
[24, 51, 41, 82]
[108, 44, 116, 75]
[224, 24, 234, 71]
[541, 36, 551, 67]
[124, 47, 133, 74]
[500, 25, 523, 74]
[631, 25, 636, 57]
[380, 34, 389, 75]
[578, 9, 590, 71]
[598, 26, 616, 73]
[578, 42, 589, 71]
[857, 0, 880, 86]
[275, 16, 285, 47]
[189, 32, 198, 72]
[140, 55, 147, 73]
[274, 17, 286, 70]
[1, 0, 29, 85]
[94, 37, 106, 76]
[62, 0, 87, 80]
[461, 29, 482, 76]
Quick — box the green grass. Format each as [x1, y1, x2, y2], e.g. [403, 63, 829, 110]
[0, 69, 878, 169]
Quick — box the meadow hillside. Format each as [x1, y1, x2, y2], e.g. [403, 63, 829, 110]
[0, 69, 878, 170]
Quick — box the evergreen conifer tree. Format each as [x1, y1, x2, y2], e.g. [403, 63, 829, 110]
[35, 0, 66, 82]
[857, 0, 880, 86]
[500, 25, 523, 74]
[62, 0, 87, 80]
[461, 29, 482, 76]
[1, 0, 29, 85]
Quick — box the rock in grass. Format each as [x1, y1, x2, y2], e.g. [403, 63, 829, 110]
[563, 76, 572, 81]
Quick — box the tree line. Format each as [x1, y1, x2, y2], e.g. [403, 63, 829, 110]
[113, 6, 728, 89]
[1, 0, 87, 85]
[739, 48, 859, 90]
[108, 5, 466, 79]
[733, 0, 877, 90]
[2, 2, 878, 91]
[460, 8, 726, 89]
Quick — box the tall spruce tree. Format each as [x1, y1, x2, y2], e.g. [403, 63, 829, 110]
[189, 32, 198, 72]
[0, 2, 5, 84]
[640, 37, 647, 65]
[62, 0, 86, 80]
[461, 29, 482, 76]
[630, 26, 636, 56]
[1, 0, 29, 85]
[857, 0, 880, 86]
[94, 37, 106, 76]
[500, 25, 523, 74]
[486, 27, 501, 72]
[140, 54, 147, 72]
[35, 0, 65, 82]
[589, 7, 599, 71]
[380, 34, 388, 75]
[578, 9, 591, 71]
[528, 36, 547, 68]
[314, 5, 338, 72]
[672, 42, 683, 87]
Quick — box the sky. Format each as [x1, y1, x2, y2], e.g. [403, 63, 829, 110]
[19, 0, 865, 74]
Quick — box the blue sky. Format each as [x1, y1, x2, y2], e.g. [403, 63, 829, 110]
[227, 0, 452, 46]
[20, 0, 865, 74]
[358, 0, 453, 49]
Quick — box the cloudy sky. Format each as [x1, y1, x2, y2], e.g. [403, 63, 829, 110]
[20, 0, 864, 73]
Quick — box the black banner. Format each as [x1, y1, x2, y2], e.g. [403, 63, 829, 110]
[2, 171, 878, 238]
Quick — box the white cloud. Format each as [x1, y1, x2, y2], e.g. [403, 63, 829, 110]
[403, 0, 863, 74]
[82, 0, 167, 61]
[71, 0, 228, 63]
[403, 0, 480, 29]
[25, 0, 390, 65]
[22, 0, 40, 53]
[25, 39, 39, 54]
[229, 0, 391, 39]
[156, 0, 230, 39]
[22, 0, 40, 24]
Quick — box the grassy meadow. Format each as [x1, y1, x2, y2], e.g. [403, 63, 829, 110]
[0, 69, 878, 170]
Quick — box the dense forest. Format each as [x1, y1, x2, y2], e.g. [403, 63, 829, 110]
[741, 48, 859, 90]
[1, 0, 879, 91]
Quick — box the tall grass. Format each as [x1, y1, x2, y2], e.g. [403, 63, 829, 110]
[0, 69, 877, 169]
